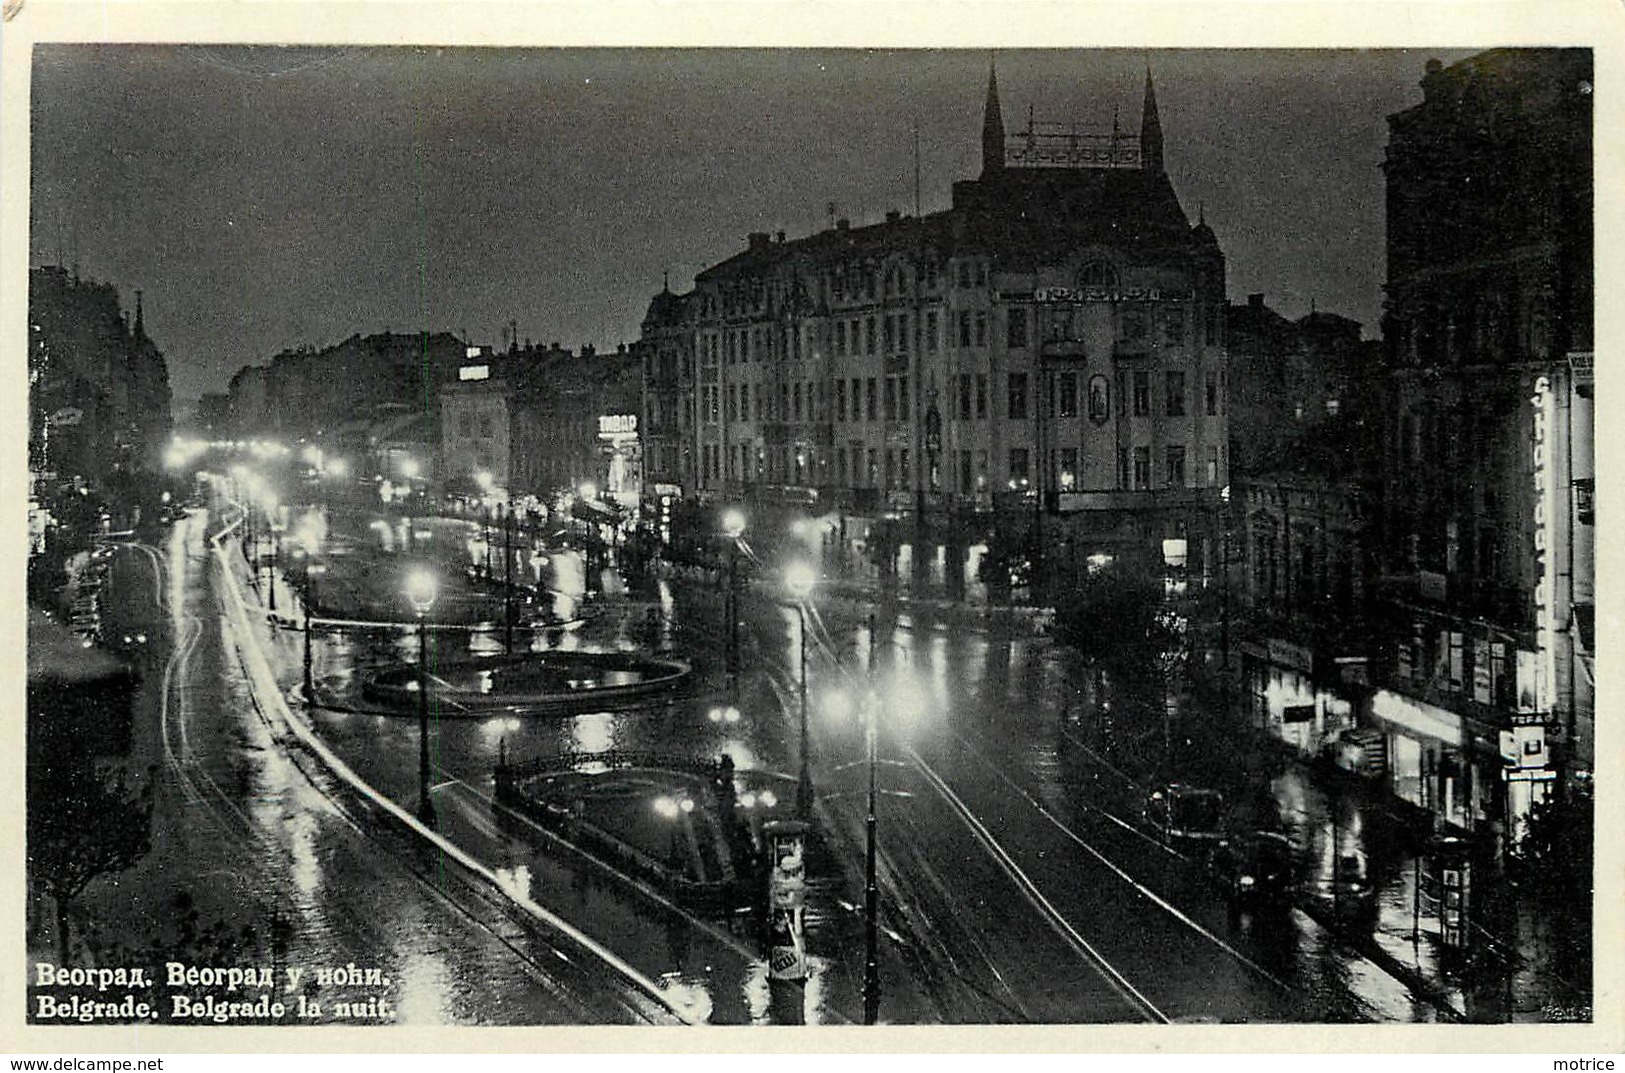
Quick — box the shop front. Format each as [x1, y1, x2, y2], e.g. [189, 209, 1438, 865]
[1366, 688, 1497, 833]
[1242, 637, 1357, 759]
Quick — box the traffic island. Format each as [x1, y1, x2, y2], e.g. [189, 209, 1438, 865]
[494, 749, 793, 915]
[361, 649, 690, 716]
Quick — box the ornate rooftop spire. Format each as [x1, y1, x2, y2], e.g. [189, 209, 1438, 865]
[982, 54, 1005, 178]
[1141, 66, 1164, 173]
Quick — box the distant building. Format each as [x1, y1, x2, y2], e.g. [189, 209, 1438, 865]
[439, 341, 642, 508]
[28, 265, 173, 487]
[194, 392, 231, 439]
[1223, 297, 1385, 754]
[225, 330, 469, 448]
[640, 62, 1229, 596]
[1376, 49, 1593, 834]
[1225, 295, 1384, 479]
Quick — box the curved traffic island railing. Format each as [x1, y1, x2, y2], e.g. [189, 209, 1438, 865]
[361, 649, 692, 717]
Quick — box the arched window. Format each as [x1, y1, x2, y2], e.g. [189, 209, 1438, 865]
[1077, 260, 1119, 288]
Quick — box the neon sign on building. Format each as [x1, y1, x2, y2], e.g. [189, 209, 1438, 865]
[1530, 375, 1556, 715]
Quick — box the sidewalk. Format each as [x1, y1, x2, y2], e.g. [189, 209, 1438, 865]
[1178, 664, 1591, 1023]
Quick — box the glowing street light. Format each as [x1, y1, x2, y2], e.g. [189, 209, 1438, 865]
[405, 567, 440, 825]
[721, 508, 746, 699]
[784, 562, 817, 818]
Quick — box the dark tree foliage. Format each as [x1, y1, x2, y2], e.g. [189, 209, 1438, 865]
[1053, 563, 1181, 674]
[27, 759, 155, 963]
[1512, 784, 1594, 904]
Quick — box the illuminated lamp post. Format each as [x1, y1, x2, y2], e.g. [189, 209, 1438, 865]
[784, 561, 816, 818]
[722, 508, 746, 701]
[405, 567, 440, 825]
[266, 499, 283, 615]
[502, 503, 515, 655]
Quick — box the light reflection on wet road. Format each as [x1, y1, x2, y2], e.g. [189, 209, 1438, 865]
[61, 511, 680, 1026]
[66, 497, 1445, 1026]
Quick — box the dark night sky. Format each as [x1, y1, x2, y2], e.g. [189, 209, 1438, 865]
[30, 46, 1470, 405]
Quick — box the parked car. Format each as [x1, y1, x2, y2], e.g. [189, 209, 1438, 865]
[112, 630, 149, 652]
[1145, 783, 1227, 849]
[1208, 830, 1298, 906]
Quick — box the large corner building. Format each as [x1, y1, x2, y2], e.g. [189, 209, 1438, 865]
[1374, 50, 1593, 832]
[640, 62, 1229, 592]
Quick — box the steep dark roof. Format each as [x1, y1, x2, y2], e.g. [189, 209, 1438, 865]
[695, 161, 1201, 285]
[642, 287, 688, 326]
[957, 167, 1199, 268]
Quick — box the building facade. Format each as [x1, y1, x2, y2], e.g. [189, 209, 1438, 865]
[439, 341, 643, 510]
[642, 63, 1229, 594]
[1376, 50, 1593, 835]
[29, 267, 173, 487]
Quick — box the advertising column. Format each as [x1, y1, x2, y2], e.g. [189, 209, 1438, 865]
[763, 820, 808, 983]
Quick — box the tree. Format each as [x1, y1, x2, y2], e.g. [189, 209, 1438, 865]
[27, 759, 154, 963]
[1053, 562, 1180, 675]
[1512, 784, 1594, 904]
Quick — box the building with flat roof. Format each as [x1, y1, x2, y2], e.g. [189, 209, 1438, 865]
[1375, 49, 1593, 835]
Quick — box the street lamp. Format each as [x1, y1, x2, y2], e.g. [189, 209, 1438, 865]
[861, 682, 881, 1025]
[500, 503, 515, 655]
[302, 561, 327, 704]
[405, 567, 440, 825]
[722, 508, 746, 700]
[265, 498, 283, 615]
[784, 561, 817, 818]
[820, 613, 917, 1025]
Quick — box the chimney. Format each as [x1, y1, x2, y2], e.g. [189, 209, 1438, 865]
[775, 230, 786, 243]
[885, 210, 901, 224]
[1248, 293, 1265, 311]
[748, 232, 771, 250]
[836, 218, 850, 232]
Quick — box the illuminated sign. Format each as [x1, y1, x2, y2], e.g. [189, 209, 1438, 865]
[1034, 286, 1166, 304]
[458, 365, 490, 381]
[597, 413, 638, 439]
[1530, 375, 1555, 714]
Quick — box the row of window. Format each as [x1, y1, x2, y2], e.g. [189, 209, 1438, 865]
[454, 411, 497, 439]
[703, 366, 1223, 427]
[696, 438, 1223, 494]
[706, 257, 988, 323]
[696, 302, 1221, 366]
